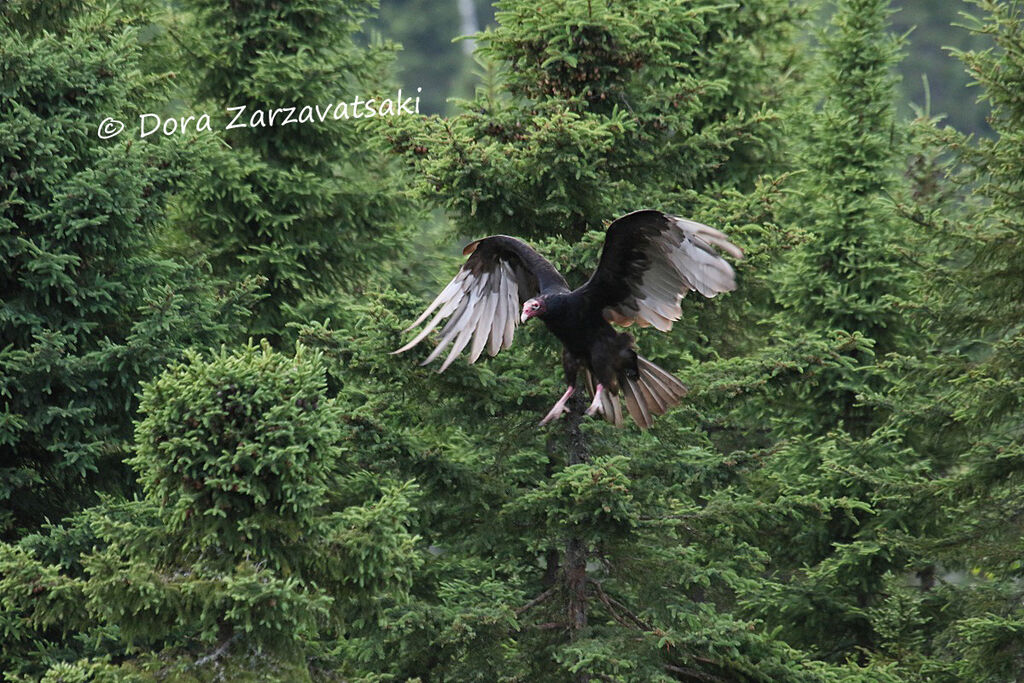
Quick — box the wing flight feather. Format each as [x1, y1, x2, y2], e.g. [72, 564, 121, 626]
[394, 235, 568, 369]
[578, 210, 743, 333]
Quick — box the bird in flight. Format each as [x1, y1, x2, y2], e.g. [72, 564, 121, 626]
[394, 210, 742, 428]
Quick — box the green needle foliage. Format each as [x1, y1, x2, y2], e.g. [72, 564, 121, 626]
[0, 3, 255, 538]
[773, 0, 919, 435]
[727, 0, 933, 665]
[1, 342, 419, 679]
[180, 0, 415, 339]
[369, 1, 878, 680]
[877, 1, 1024, 678]
[388, 0, 798, 243]
[4, 0, 1024, 679]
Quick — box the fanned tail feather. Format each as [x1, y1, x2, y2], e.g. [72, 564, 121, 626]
[621, 357, 688, 429]
[583, 357, 685, 429]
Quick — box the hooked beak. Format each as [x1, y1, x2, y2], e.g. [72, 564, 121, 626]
[520, 309, 531, 323]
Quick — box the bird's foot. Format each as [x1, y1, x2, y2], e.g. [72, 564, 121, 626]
[584, 384, 605, 417]
[540, 386, 575, 426]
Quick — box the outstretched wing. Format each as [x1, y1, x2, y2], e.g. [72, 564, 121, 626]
[576, 210, 743, 332]
[394, 235, 568, 371]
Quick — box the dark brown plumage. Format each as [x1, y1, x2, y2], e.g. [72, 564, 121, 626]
[394, 209, 742, 428]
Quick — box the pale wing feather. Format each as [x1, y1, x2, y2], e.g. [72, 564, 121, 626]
[403, 270, 470, 333]
[420, 328, 456, 365]
[488, 278, 506, 356]
[501, 262, 518, 349]
[643, 217, 739, 312]
[671, 239, 736, 299]
[439, 272, 491, 368]
[395, 248, 533, 369]
[597, 212, 742, 333]
[394, 297, 462, 354]
[437, 276, 492, 371]
[673, 217, 744, 260]
[422, 273, 490, 366]
[423, 281, 483, 364]
[469, 286, 498, 363]
[439, 303, 486, 371]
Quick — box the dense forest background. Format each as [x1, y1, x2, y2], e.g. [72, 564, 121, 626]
[379, 0, 993, 133]
[2, 0, 1023, 681]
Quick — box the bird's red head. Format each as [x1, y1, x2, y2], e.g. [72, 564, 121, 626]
[521, 297, 546, 323]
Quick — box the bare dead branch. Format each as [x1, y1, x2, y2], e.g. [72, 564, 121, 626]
[193, 633, 239, 668]
[516, 585, 558, 615]
[589, 579, 665, 637]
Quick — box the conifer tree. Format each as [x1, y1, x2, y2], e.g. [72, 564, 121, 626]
[11, 0, 1020, 679]
[0, 3, 254, 537]
[339, 1, 902, 680]
[180, 0, 415, 338]
[877, 1, 1024, 678]
[733, 0, 930, 663]
[0, 342, 419, 679]
[772, 0, 918, 435]
[391, 0, 796, 244]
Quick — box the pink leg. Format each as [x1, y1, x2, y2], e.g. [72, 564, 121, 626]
[584, 383, 605, 416]
[540, 386, 575, 426]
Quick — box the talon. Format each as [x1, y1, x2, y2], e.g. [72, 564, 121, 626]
[585, 383, 605, 417]
[540, 386, 575, 426]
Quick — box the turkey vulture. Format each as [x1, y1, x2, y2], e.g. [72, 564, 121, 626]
[394, 210, 742, 428]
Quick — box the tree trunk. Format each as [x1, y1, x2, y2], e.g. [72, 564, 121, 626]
[565, 394, 590, 682]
